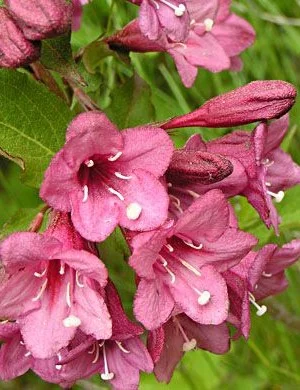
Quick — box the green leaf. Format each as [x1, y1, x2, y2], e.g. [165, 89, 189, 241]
[0, 206, 44, 240]
[105, 74, 155, 129]
[41, 33, 86, 86]
[0, 69, 73, 188]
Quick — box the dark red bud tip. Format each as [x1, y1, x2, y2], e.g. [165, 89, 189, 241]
[0, 8, 40, 68]
[4, 0, 73, 40]
[167, 150, 233, 185]
[162, 80, 297, 130]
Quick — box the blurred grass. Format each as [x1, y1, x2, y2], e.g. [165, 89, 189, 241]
[1, 0, 300, 388]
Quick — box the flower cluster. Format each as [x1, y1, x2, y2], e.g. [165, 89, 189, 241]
[1, 79, 300, 389]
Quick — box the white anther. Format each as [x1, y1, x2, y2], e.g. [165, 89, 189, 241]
[165, 244, 174, 252]
[197, 290, 211, 305]
[262, 158, 274, 167]
[115, 172, 132, 180]
[32, 278, 48, 301]
[82, 185, 89, 203]
[92, 343, 100, 364]
[160, 0, 186, 16]
[265, 182, 271, 187]
[108, 187, 124, 201]
[56, 353, 63, 370]
[63, 315, 81, 328]
[108, 151, 122, 162]
[20, 341, 25, 345]
[24, 351, 31, 357]
[116, 341, 130, 354]
[126, 202, 142, 220]
[186, 190, 200, 199]
[167, 182, 173, 187]
[66, 282, 72, 308]
[262, 271, 273, 278]
[101, 344, 115, 381]
[179, 259, 201, 276]
[190, 18, 196, 25]
[183, 239, 203, 250]
[59, 263, 65, 275]
[267, 190, 285, 203]
[34, 268, 47, 278]
[204, 18, 214, 31]
[182, 338, 197, 352]
[76, 271, 84, 288]
[85, 159, 94, 168]
[249, 293, 267, 316]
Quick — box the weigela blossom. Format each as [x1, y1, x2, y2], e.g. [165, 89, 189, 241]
[128, 0, 190, 42]
[173, 115, 300, 232]
[148, 314, 230, 382]
[0, 213, 111, 359]
[129, 189, 257, 330]
[0, 8, 40, 68]
[40, 112, 174, 242]
[4, 0, 73, 40]
[106, 0, 255, 87]
[224, 239, 300, 339]
[72, 0, 90, 31]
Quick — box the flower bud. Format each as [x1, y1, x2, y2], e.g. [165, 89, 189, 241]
[4, 0, 73, 40]
[162, 81, 297, 130]
[0, 8, 40, 68]
[167, 150, 233, 185]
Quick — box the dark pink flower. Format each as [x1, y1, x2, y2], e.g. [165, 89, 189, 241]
[129, 0, 190, 42]
[40, 112, 174, 242]
[129, 189, 257, 329]
[148, 314, 230, 383]
[0, 8, 40, 68]
[4, 0, 73, 40]
[0, 213, 111, 359]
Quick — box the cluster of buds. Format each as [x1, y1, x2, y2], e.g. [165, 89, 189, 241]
[0, 0, 73, 68]
[0, 80, 299, 388]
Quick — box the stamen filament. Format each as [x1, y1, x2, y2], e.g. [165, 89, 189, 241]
[160, 0, 186, 16]
[34, 268, 47, 278]
[173, 317, 197, 352]
[267, 190, 284, 203]
[108, 151, 122, 162]
[92, 343, 100, 364]
[101, 343, 115, 380]
[76, 271, 84, 288]
[115, 341, 130, 354]
[115, 172, 132, 180]
[108, 187, 124, 201]
[59, 263, 65, 275]
[179, 258, 201, 276]
[249, 292, 267, 316]
[66, 282, 72, 307]
[82, 185, 89, 203]
[32, 278, 48, 301]
[183, 239, 203, 250]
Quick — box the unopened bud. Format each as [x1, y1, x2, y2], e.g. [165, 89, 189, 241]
[167, 150, 233, 185]
[0, 8, 40, 68]
[4, 0, 73, 40]
[162, 81, 297, 130]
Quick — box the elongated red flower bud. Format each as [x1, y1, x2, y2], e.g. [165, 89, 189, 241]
[0, 8, 40, 68]
[4, 0, 73, 40]
[167, 150, 233, 185]
[162, 81, 297, 130]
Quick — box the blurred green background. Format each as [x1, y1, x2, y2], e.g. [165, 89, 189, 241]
[1, 0, 300, 388]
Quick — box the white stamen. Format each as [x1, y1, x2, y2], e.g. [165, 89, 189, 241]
[82, 185, 89, 203]
[152, 0, 160, 9]
[56, 353, 62, 370]
[88, 343, 96, 355]
[108, 151, 122, 162]
[190, 18, 196, 25]
[115, 172, 132, 180]
[262, 158, 274, 167]
[183, 338, 197, 352]
[267, 190, 285, 203]
[34, 268, 47, 278]
[179, 259, 201, 276]
[169, 195, 183, 213]
[108, 187, 124, 201]
[204, 18, 214, 31]
[126, 202, 142, 220]
[249, 293, 267, 316]
[1, 320, 9, 324]
[167, 182, 173, 187]
[160, 0, 186, 16]
[262, 271, 273, 278]
[116, 341, 130, 354]
[63, 315, 81, 328]
[92, 343, 100, 364]
[85, 159, 94, 168]
[186, 190, 200, 199]
[76, 270, 84, 288]
[24, 351, 31, 357]
[165, 244, 174, 252]
[66, 282, 72, 308]
[265, 182, 271, 187]
[20, 341, 25, 345]
[197, 290, 211, 305]
[183, 239, 203, 250]
[32, 278, 48, 301]
[101, 344, 115, 381]
[160, 257, 176, 284]
[59, 263, 65, 275]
